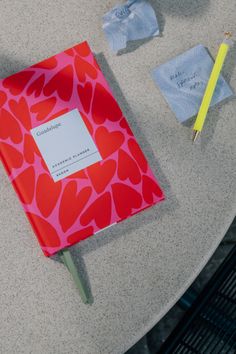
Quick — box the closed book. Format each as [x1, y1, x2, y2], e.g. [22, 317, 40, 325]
[0, 41, 164, 257]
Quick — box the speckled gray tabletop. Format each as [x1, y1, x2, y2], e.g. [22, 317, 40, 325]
[0, 1, 235, 353]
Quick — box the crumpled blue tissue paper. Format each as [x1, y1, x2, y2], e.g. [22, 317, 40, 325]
[103, 0, 159, 53]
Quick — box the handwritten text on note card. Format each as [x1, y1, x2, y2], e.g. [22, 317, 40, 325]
[152, 44, 233, 122]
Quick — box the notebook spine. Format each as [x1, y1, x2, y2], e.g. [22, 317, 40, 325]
[0, 149, 45, 254]
[0, 149, 27, 205]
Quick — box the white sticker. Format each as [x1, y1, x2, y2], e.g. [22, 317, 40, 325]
[31, 109, 102, 182]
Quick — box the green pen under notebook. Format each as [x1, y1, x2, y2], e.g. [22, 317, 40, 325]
[59, 249, 89, 304]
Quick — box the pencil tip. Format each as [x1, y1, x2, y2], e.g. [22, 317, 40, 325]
[224, 31, 232, 39]
[192, 130, 200, 143]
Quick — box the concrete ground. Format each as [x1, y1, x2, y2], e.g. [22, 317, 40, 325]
[0, 1, 235, 353]
[126, 217, 236, 353]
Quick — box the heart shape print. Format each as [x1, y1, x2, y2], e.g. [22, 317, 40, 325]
[128, 138, 148, 173]
[142, 175, 164, 204]
[117, 149, 141, 185]
[26, 213, 61, 248]
[112, 183, 142, 219]
[3, 71, 35, 96]
[23, 134, 41, 164]
[9, 97, 31, 131]
[0, 108, 23, 143]
[32, 57, 58, 70]
[43, 65, 73, 102]
[0, 142, 23, 173]
[12, 166, 35, 204]
[30, 97, 57, 121]
[36, 173, 62, 217]
[92, 83, 122, 124]
[59, 181, 92, 232]
[77, 82, 93, 114]
[95, 126, 124, 159]
[26, 74, 45, 97]
[74, 55, 97, 82]
[87, 160, 116, 193]
[80, 192, 111, 229]
[0, 91, 7, 108]
[67, 226, 94, 244]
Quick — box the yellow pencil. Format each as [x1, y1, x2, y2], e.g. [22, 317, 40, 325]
[192, 32, 233, 142]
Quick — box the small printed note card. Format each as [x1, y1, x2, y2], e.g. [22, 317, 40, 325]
[31, 109, 102, 182]
[152, 44, 234, 122]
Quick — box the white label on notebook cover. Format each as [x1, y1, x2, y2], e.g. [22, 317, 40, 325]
[31, 109, 102, 182]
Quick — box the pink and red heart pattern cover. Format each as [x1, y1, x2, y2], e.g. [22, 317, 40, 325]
[0, 41, 164, 256]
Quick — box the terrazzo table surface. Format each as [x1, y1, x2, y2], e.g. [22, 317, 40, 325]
[0, 1, 236, 353]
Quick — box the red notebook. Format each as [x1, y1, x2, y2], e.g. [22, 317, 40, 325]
[0, 41, 164, 257]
